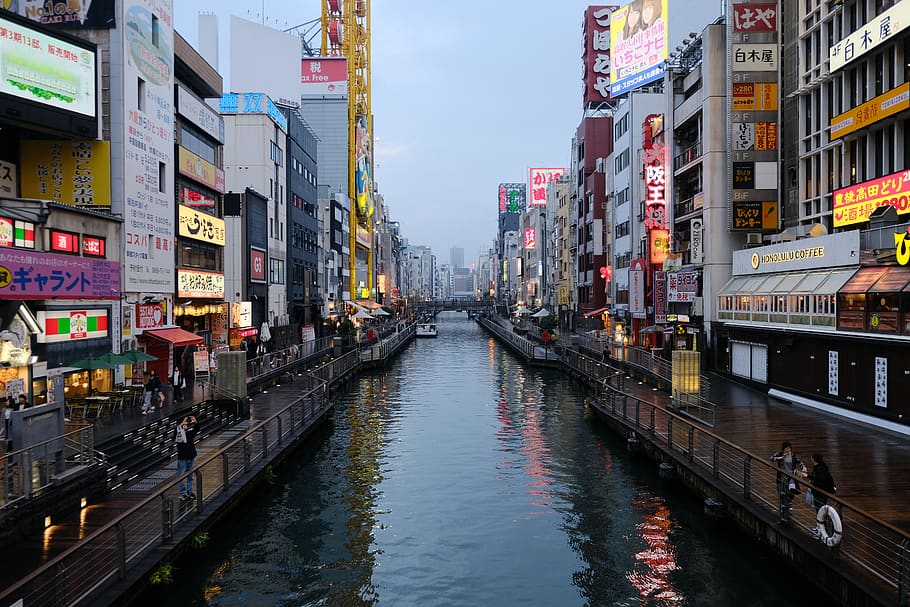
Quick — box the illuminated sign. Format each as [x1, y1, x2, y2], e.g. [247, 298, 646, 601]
[690, 218, 703, 263]
[498, 183, 525, 214]
[301, 57, 348, 96]
[642, 133, 667, 231]
[732, 3, 777, 31]
[0, 14, 97, 117]
[731, 44, 777, 71]
[830, 83, 910, 140]
[219, 92, 288, 132]
[610, 0, 668, 96]
[355, 222, 372, 248]
[528, 167, 566, 207]
[0, 217, 35, 248]
[82, 235, 105, 257]
[178, 205, 225, 246]
[732, 82, 778, 111]
[181, 185, 216, 208]
[830, 1, 910, 72]
[732, 231, 858, 274]
[18, 0, 116, 29]
[732, 200, 778, 230]
[20, 140, 111, 206]
[250, 247, 266, 282]
[653, 270, 667, 324]
[649, 228, 669, 265]
[0, 248, 118, 298]
[667, 271, 698, 302]
[49, 229, 78, 253]
[178, 147, 225, 193]
[524, 227, 536, 249]
[177, 269, 224, 299]
[583, 5, 620, 106]
[37, 308, 108, 343]
[833, 168, 910, 228]
[230, 301, 252, 328]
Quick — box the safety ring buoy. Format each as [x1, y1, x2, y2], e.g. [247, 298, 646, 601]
[816, 504, 843, 547]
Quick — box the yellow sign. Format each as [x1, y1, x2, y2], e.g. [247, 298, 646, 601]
[178, 147, 224, 193]
[830, 83, 910, 140]
[177, 270, 225, 298]
[732, 82, 778, 111]
[178, 205, 225, 245]
[20, 140, 111, 206]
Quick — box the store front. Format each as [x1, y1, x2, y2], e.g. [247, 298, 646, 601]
[139, 327, 203, 382]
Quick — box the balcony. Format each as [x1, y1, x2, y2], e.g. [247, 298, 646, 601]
[673, 141, 702, 171]
[674, 193, 702, 220]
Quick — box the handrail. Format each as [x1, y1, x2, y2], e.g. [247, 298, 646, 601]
[595, 378, 910, 605]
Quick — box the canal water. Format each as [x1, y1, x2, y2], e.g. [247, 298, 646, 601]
[138, 313, 815, 606]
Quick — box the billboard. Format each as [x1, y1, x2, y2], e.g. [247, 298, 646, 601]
[178, 205, 225, 245]
[609, 0, 668, 96]
[121, 0, 174, 292]
[20, 140, 111, 206]
[0, 248, 120, 299]
[524, 227, 536, 249]
[177, 269, 225, 298]
[354, 116, 373, 222]
[833, 168, 910, 228]
[830, 1, 910, 72]
[219, 92, 288, 132]
[829, 83, 910, 140]
[17, 0, 116, 29]
[583, 5, 620, 107]
[301, 57, 348, 96]
[0, 13, 97, 117]
[498, 183, 525, 214]
[528, 167, 566, 207]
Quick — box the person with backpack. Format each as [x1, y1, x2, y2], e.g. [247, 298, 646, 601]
[808, 452, 837, 514]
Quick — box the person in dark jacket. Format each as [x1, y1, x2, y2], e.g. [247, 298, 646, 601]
[142, 369, 161, 414]
[176, 415, 199, 501]
[769, 440, 807, 521]
[808, 452, 837, 513]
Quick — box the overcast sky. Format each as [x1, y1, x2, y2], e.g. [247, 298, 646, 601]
[176, 1, 723, 267]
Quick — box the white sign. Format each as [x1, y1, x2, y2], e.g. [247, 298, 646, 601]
[121, 0, 175, 293]
[874, 356, 888, 408]
[732, 230, 860, 274]
[830, 1, 910, 72]
[732, 44, 778, 71]
[177, 85, 224, 143]
[690, 218, 704, 263]
[0, 160, 17, 196]
[667, 271, 698, 303]
[630, 269, 646, 318]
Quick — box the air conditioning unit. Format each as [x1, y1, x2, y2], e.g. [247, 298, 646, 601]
[746, 233, 763, 245]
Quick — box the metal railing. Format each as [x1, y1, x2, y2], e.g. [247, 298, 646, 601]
[245, 337, 333, 380]
[476, 316, 536, 359]
[0, 377, 335, 607]
[361, 322, 416, 362]
[595, 381, 910, 606]
[1, 425, 102, 509]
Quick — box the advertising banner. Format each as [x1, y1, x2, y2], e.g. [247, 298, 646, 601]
[654, 271, 667, 324]
[178, 147, 224, 193]
[829, 83, 910, 140]
[667, 271, 698, 302]
[135, 302, 165, 330]
[177, 85, 223, 143]
[121, 0, 174, 292]
[18, 0, 116, 29]
[830, 0, 910, 72]
[250, 248, 266, 282]
[37, 308, 108, 343]
[0, 13, 97, 117]
[177, 269, 224, 298]
[609, 0, 668, 96]
[219, 92, 287, 132]
[354, 116, 373, 222]
[498, 183, 526, 214]
[178, 205, 225, 245]
[583, 5, 620, 106]
[630, 268, 646, 318]
[833, 168, 910, 228]
[649, 228, 669, 265]
[524, 227, 536, 249]
[20, 140, 111, 206]
[230, 301, 252, 328]
[0, 248, 119, 299]
[301, 57, 348, 96]
[528, 167, 566, 207]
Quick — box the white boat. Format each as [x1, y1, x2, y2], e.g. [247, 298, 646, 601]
[416, 322, 438, 337]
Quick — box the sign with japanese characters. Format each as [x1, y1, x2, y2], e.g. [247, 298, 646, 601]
[732, 82, 778, 111]
[642, 135, 668, 231]
[301, 57, 348, 97]
[498, 183, 525, 214]
[178, 147, 224, 194]
[177, 269, 224, 298]
[732, 44, 777, 71]
[135, 302, 165, 330]
[732, 3, 777, 32]
[0, 160, 16, 196]
[18, 0, 116, 29]
[610, 0, 668, 96]
[653, 271, 667, 324]
[178, 205, 225, 246]
[0, 249, 119, 299]
[833, 168, 910, 228]
[37, 308, 108, 343]
[583, 5, 620, 106]
[528, 168, 566, 207]
[177, 85, 224, 143]
[732, 200, 778, 230]
[219, 92, 287, 132]
[20, 140, 111, 206]
[649, 228, 669, 265]
[830, 82, 910, 140]
[630, 266, 646, 318]
[830, 1, 910, 72]
[667, 271, 698, 302]
[121, 0, 174, 292]
[524, 227, 536, 249]
[0, 13, 97, 117]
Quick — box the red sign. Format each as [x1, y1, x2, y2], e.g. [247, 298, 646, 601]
[136, 303, 165, 329]
[50, 230, 79, 253]
[250, 248, 266, 282]
[82, 236, 105, 257]
[524, 227, 537, 249]
[583, 6, 620, 106]
[733, 4, 777, 32]
[182, 185, 216, 208]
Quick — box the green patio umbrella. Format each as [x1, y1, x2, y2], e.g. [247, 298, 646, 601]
[64, 352, 131, 392]
[120, 349, 158, 363]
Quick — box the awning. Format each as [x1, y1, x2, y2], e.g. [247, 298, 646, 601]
[869, 266, 910, 292]
[721, 269, 859, 298]
[583, 306, 610, 318]
[141, 327, 203, 346]
[839, 267, 888, 294]
[354, 299, 382, 310]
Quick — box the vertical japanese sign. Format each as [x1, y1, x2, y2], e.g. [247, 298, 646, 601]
[121, 0, 174, 292]
[498, 183, 525, 214]
[609, 0, 668, 96]
[583, 5, 620, 107]
[729, 0, 780, 232]
[524, 227, 536, 249]
[528, 167, 566, 207]
[20, 140, 111, 206]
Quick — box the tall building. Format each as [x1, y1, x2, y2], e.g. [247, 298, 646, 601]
[450, 246, 464, 269]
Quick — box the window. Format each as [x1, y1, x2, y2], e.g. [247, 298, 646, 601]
[270, 141, 283, 166]
[179, 241, 221, 271]
[180, 123, 217, 165]
[270, 258, 285, 284]
[138, 78, 145, 112]
[158, 162, 166, 194]
[152, 14, 160, 47]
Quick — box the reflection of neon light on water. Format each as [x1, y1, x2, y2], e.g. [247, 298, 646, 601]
[626, 494, 682, 602]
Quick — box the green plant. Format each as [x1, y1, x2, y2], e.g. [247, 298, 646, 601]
[538, 314, 558, 331]
[149, 562, 174, 585]
[191, 531, 210, 550]
[337, 319, 356, 337]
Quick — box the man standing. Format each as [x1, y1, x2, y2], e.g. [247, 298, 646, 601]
[172, 365, 186, 402]
[176, 415, 199, 502]
[141, 369, 161, 414]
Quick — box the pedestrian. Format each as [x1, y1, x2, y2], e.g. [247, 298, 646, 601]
[142, 369, 161, 414]
[2, 397, 13, 449]
[17, 394, 28, 409]
[769, 440, 807, 521]
[171, 365, 186, 402]
[175, 415, 199, 502]
[808, 452, 837, 514]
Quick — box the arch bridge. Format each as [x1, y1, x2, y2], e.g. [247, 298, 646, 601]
[411, 298, 494, 317]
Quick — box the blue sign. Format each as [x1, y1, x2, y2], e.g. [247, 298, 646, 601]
[219, 92, 288, 132]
